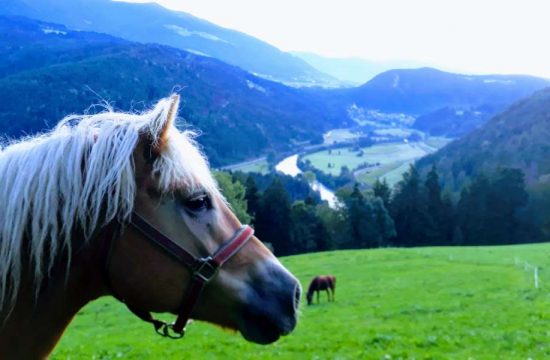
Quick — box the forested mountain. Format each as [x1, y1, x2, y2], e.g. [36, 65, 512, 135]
[351, 67, 548, 114]
[412, 107, 490, 138]
[417, 87, 550, 190]
[0, 16, 349, 165]
[0, 0, 338, 86]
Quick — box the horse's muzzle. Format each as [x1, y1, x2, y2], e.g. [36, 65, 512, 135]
[238, 261, 301, 344]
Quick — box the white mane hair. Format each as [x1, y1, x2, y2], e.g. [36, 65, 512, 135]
[0, 94, 219, 309]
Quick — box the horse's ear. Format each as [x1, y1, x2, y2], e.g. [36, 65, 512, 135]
[150, 94, 180, 155]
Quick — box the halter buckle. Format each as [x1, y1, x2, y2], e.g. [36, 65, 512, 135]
[155, 322, 185, 339]
[194, 257, 219, 283]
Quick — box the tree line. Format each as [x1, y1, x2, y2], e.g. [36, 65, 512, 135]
[215, 164, 542, 256]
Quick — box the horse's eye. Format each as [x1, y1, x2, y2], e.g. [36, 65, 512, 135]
[185, 194, 211, 212]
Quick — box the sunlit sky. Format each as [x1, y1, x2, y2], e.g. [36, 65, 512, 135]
[126, 0, 550, 78]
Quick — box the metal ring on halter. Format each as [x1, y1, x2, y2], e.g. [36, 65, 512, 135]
[155, 323, 185, 339]
[193, 257, 220, 283]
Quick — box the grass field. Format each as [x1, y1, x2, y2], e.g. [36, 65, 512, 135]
[303, 139, 451, 186]
[52, 244, 550, 359]
[304, 142, 425, 176]
[223, 159, 269, 174]
[356, 161, 413, 187]
[324, 129, 362, 144]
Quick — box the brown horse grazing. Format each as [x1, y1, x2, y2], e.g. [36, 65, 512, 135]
[306, 275, 336, 305]
[0, 95, 301, 358]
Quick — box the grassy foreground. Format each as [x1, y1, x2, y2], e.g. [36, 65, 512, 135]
[53, 244, 550, 359]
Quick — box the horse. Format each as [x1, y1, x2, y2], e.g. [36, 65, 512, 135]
[306, 275, 336, 305]
[0, 94, 301, 358]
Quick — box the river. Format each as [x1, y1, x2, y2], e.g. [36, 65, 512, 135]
[275, 154, 339, 208]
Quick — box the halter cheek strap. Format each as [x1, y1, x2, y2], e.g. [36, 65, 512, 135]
[101, 212, 254, 338]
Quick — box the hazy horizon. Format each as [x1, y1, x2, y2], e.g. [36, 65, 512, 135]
[120, 0, 550, 79]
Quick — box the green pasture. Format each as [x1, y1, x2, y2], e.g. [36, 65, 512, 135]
[304, 139, 451, 186]
[53, 244, 550, 359]
[324, 129, 361, 144]
[356, 161, 413, 187]
[304, 142, 427, 175]
[225, 159, 269, 174]
[372, 128, 415, 138]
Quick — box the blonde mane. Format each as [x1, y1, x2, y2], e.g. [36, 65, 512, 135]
[0, 95, 218, 310]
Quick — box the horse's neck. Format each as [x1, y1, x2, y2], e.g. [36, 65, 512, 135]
[0, 239, 108, 358]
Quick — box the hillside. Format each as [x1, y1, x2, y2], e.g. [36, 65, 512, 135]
[351, 68, 549, 114]
[412, 106, 491, 137]
[292, 51, 422, 84]
[52, 246, 550, 358]
[0, 16, 349, 165]
[0, 0, 338, 86]
[417, 87, 550, 189]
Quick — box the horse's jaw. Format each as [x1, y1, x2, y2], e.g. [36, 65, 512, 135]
[235, 262, 301, 344]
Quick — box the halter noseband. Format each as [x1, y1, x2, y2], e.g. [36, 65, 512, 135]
[101, 212, 254, 339]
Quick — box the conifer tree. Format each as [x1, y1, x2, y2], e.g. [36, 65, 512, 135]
[244, 175, 260, 220]
[372, 177, 391, 210]
[390, 164, 434, 246]
[254, 176, 292, 255]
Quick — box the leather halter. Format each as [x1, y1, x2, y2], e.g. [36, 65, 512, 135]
[101, 212, 254, 338]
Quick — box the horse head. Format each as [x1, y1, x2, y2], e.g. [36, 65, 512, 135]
[306, 291, 314, 306]
[103, 95, 301, 344]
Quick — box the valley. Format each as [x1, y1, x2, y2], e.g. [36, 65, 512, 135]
[229, 120, 452, 190]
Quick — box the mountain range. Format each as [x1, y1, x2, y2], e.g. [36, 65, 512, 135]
[0, 16, 349, 165]
[348, 67, 549, 115]
[0, 0, 339, 87]
[2, 5, 550, 167]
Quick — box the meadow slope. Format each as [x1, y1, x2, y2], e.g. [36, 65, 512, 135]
[53, 244, 550, 359]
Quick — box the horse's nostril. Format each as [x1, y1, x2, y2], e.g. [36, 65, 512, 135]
[293, 283, 302, 311]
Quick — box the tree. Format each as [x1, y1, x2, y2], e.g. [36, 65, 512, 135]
[254, 177, 293, 255]
[346, 183, 370, 248]
[456, 169, 529, 245]
[456, 174, 490, 245]
[425, 166, 442, 210]
[424, 165, 448, 244]
[372, 178, 391, 210]
[316, 204, 347, 250]
[244, 175, 260, 220]
[290, 201, 329, 253]
[214, 171, 251, 223]
[340, 183, 395, 248]
[439, 193, 455, 243]
[390, 164, 435, 246]
[340, 165, 351, 177]
[370, 197, 397, 247]
[485, 168, 529, 244]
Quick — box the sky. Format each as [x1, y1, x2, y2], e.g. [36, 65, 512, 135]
[125, 0, 550, 78]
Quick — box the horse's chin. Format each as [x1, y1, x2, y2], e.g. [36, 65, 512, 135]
[237, 312, 283, 344]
